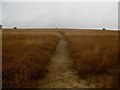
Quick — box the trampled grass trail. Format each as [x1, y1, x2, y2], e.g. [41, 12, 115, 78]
[36, 32, 95, 88]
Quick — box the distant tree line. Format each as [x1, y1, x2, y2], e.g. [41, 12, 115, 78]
[0, 24, 3, 29]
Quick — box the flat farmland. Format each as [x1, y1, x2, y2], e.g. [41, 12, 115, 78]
[2, 29, 60, 88]
[2, 29, 119, 88]
[64, 30, 119, 88]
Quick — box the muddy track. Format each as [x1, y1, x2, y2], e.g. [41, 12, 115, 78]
[37, 32, 95, 88]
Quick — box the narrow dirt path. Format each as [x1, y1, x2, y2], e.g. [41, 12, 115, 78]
[37, 32, 94, 88]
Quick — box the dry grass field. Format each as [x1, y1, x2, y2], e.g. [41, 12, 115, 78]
[2, 29, 60, 88]
[2, 29, 119, 88]
[64, 30, 119, 87]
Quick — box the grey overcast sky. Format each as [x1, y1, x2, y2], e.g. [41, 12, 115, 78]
[0, 1, 2, 24]
[2, 2, 118, 29]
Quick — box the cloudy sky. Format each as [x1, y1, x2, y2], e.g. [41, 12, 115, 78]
[1, 2, 118, 29]
[0, 1, 2, 24]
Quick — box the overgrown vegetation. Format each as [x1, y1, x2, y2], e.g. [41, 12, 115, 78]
[2, 29, 60, 88]
[2, 29, 119, 88]
[65, 30, 119, 87]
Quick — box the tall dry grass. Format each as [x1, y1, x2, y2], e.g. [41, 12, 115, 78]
[2, 29, 60, 88]
[65, 30, 119, 87]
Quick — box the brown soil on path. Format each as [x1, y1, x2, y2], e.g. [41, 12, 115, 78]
[36, 32, 96, 88]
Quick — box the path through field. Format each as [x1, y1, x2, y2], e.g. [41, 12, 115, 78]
[37, 32, 95, 88]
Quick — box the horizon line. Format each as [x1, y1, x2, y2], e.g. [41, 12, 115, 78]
[2, 27, 118, 30]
